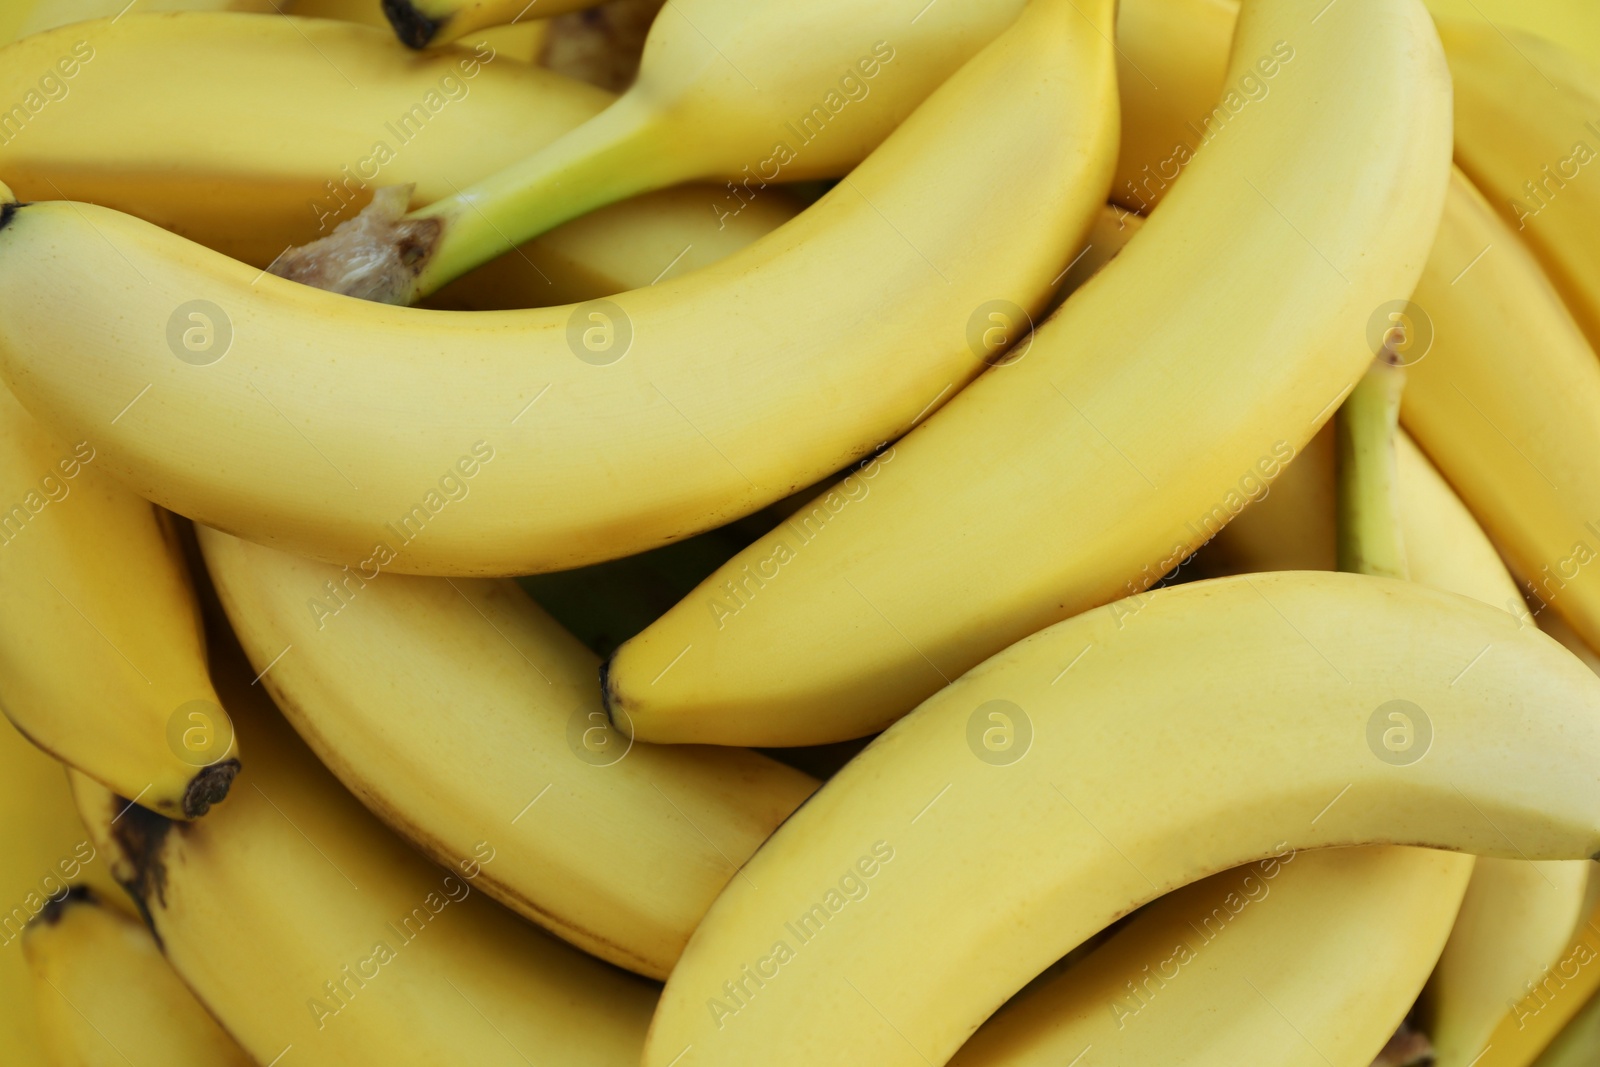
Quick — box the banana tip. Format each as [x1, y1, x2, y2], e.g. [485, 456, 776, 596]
[597, 657, 634, 739]
[182, 758, 241, 818]
[380, 0, 444, 49]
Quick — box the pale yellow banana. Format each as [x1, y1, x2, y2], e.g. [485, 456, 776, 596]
[948, 847, 1471, 1067]
[1429, 859, 1593, 1067]
[607, 0, 1453, 746]
[0, 13, 793, 298]
[1531, 969, 1600, 1067]
[0, 384, 237, 819]
[24, 887, 253, 1066]
[17, 0, 282, 38]
[1470, 895, 1600, 1067]
[643, 570, 1600, 1067]
[938, 424, 1498, 1067]
[0, 0, 1117, 576]
[0, 717, 123, 1063]
[1402, 170, 1600, 664]
[73, 632, 657, 1066]
[197, 523, 817, 979]
[1440, 19, 1600, 359]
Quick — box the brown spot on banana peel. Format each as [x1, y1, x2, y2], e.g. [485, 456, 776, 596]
[182, 758, 240, 818]
[109, 793, 178, 948]
[380, 0, 446, 49]
[598, 657, 633, 737]
[267, 185, 442, 305]
[30, 884, 97, 929]
[0, 201, 18, 234]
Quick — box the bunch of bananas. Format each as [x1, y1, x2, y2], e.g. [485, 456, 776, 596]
[2, 0, 1600, 1064]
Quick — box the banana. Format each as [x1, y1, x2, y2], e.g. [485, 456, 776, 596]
[24, 887, 253, 1066]
[0, 717, 124, 1063]
[1428, 860, 1593, 1067]
[947, 848, 1471, 1067]
[16, 0, 283, 38]
[1401, 169, 1600, 666]
[197, 523, 817, 979]
[1112, 0, 1236, 214]
[73, 628, 658, 1066]
[1469, 894, 1600, 1067]
[286, 0, 1036, 301]
[938, 422, 1510, 1067]
[385, 0, 591, 48]
[1439, 19, 1600, 359]
[0, 0, 1117, 576]
[605, 0, 1453, 746]
[0, 13, 795, 298]
[642, 569, 1600, 1067]
[1531, 964, 1600, 1067]
[0, 383, 237, 819]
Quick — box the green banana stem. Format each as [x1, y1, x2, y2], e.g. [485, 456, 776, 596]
[406, 92, 693, 301]
[1335, 353, 1408, 580]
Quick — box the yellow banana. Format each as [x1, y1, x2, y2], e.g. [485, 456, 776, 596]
[606, 0, 1453, 746]
[939, 422, 1514, 1067]
[0, 717, 123, 1063]
[1440, 19, 1600, 359]
[1401, 169, 1600, 664]
[948, 848, 1470, 1067]
[1428, 859, 1593, 1067]
[0, 13, 794, 298]
[0, 0, 1116, 576]
[16, 0, 282, 38]
[24, 887, 253, 1066]
[1471, 896, 1600, 1067]
[0, 384, 237, 819]
[73, 630, 657, 1066]
[642, 569, 1600, 1067]
[197, 523, 817, 979]
[1530, 965, 1600, 1067]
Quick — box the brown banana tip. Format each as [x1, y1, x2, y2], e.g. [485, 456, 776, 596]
[380, 0, 445, 49]
[0, 201, 18, 233]
[182, 758, 241, 819]
[597, 657, 630, 736]
[31, 885, 97, 929]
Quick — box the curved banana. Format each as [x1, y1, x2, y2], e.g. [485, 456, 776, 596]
[1112, 0, 1236, 214]
[197, 523, 817, 979]
[0, 384, 237, 818]
[74, 632, 657, 1066]
[606, 0, 1453, 746]
[1401, 170, 1600, 667]
[1440, 19, 1600, 359]
[941, 425, 1506, 1067]
[0, 0, 1117, 576]
[0, 717, 124, 1062]
[1468, 893, 1600, 1067]
[1429, 860, 1593, 1067]
[291, 0, 1035, 301]
[643, 570, 1600, 1067]
[24, 887, 253, 1066]
[0, 13, 795, 298]
[949, 848, 1470, 1067]
[1530, 967, 1600, 1067]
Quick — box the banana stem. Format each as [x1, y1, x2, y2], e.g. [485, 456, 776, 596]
[406, 91, 691, 301]
[1335, 354, 1408, 580]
